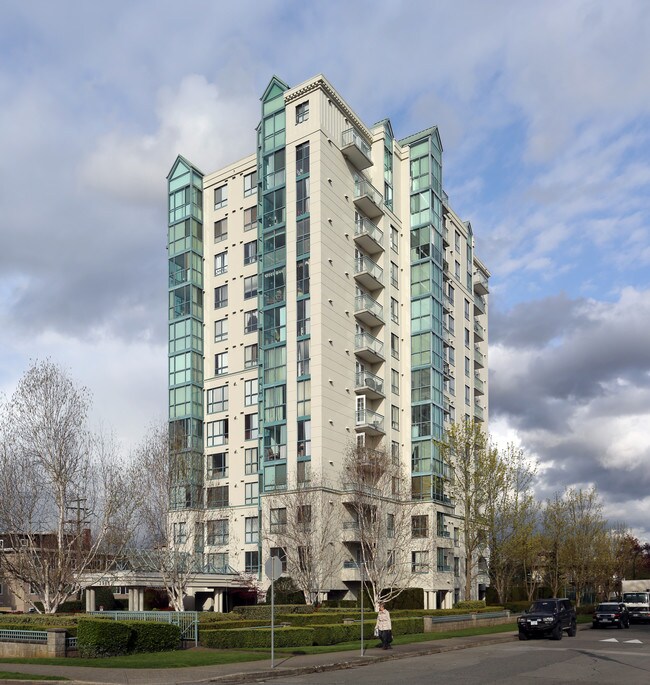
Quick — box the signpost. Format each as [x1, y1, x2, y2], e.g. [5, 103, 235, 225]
[264, 556, 283, 669]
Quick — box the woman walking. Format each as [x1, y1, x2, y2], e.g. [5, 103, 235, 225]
[375, 603, 393, 649]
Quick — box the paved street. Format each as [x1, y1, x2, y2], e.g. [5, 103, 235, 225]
[270, 625, 650, 685]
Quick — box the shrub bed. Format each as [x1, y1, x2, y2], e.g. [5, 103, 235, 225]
[454, 600, 486, 611]
[77, 618, 131, 658]
[232, 605, 315, 620]
[0, 615, 79, 627]
[123, 621, 180, 653]
[200, 626, 313, 649]
[200, 619, 272, 631]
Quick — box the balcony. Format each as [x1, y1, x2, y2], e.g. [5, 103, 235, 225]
[443, 294, 453, 312]
[474, 294, 486, 316]
[354, 255, 384, 291]
[354, 294, 384, 327]
[443, 226, 450, 248]
[443, 362, 453, 379]
[341, 521, 360, 541]
[474, 270, 489, 295]
[354, 215, 384, 254]
[474, 401, 484, 422]
[474, 345, 485, 368]
[474, 320, 485, 341]
[355, 408, 385, 436]
[474, 373, 485, 395]
[342, 482, 381, 498]
[341, 560, 361, 581]
[442, 325, 453, 345]
[341, 128, 373, 170]
[353, 178, 383, 219]
[355, 370, 385, 400]
[437, 564, 452, 573]
[355, 331, 384, 364]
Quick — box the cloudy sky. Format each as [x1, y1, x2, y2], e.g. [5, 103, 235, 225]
[1, 1, 649, 538]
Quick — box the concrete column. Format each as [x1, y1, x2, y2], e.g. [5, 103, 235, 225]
[47, 629, 67, 657]
[213, 589, 224, 613]
[85, 588, 96, 612]
[128, 588, 135, 611]
[137, 588, 144, 611]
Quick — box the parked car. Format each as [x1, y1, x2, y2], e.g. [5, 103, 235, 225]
[518, 598, 577, 641]
[592, 602, 630, 629]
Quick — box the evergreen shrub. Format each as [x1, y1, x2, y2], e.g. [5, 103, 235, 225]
[77, 618, 131, 658]
[200, 626, 313, 649]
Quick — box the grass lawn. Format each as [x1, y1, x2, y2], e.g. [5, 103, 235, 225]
[0, 622, 518, 668]
[0, 673, 67, 681]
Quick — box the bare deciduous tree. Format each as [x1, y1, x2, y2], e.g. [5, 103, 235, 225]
[0, 360, 135, 613]
[437, 420, 496, 601]
[342, 444, 415, 610]
[266, 481, 341, 605]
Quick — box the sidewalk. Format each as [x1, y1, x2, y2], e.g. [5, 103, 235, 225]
[0, 631, 518, 685]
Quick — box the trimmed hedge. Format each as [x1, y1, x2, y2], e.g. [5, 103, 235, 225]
[232, 604, 315, 620]
[311, 621, 375, 645]
[78, 618, 131, 658]
[200, 626, 314, 649]
[0, 615, 79, 627]
[198, 612, 246, 624]
[276, 612, 362, 626]
[123, 620, 180, 653]
[200, 619, 273, 631]
[454, 600, 486, 611]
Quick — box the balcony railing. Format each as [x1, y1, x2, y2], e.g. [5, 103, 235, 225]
[353, 178, 383, 218]
[355, 331, 384, 361]
[474, 321, 485, 340]
[354, 294, 384, 326]
[474, 345, 485, 368]
[474, 373, 484, 395]
[355, 408, 385, 433]
[354, 255, 384, 290]
[342, 128, 372, 169]
[474, 402, 484, 421]
[354, 215, 384, 252]
[437, 564, 452, 573]
[342, 521, 360, 530]
[474, 270, 489, 295]
[474, 294, 486, 315]
[355, 370, 385, 397]
[342, 482, 381, 498]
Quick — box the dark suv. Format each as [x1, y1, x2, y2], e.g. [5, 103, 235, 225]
[518, 598, 577, 641]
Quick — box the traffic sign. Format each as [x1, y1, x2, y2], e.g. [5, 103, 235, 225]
[265, 556, 283, 581]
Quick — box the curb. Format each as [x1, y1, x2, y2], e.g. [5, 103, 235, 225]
[207, 632, 518, 684]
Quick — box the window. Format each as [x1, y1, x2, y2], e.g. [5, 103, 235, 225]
[296, 178, 310, 216]
[208, 451, 227, 479]
[244, 309, 258, 334]
[207, 385, 228, 413]
[244, 240, 257, 265]
[244, 379, 258, 406]
[391, 369, 399, 395]
[391, 441, 399, 464]
[464, 328, 470, 347]
[214, 185, 228, 209]
[455, 230, 461, 252]
[390, 225, 399, 252]
[207, 485, 228, 508]
[207, 519, 228, 545]
[464, 298, 470, 320]
[387, 513, 395, 538]
[245, 413, 258, 440]
[270, 547, 287, 572]
[296, 101, 309, 123]
[214, 251, 227, 275]
[245, 517, 259, 544]
[297, 259, 310, 295]
[296, 142, 310, 176]
[215, 352, 228, 376]
[264, 149, 286, 189]
[245, 550, 259, 573]
[214, 318, 227, 342]
[297, 298, 310, 336]
[391, 297, 399, 324]
[244, 170, 257, 197]
[391, 405, 399, 430]
[297, 460, 311, 484]
[214, 285, 227, 309]
[448, 283, 455, 304]
[214, 218, 227, 242]
[455, 260, 461, 279]
[412, 515, 429, 538]
[412, 550, 429, 573]
[244, 275, 258, 300]
[437, 512, 447, 537]
[297, 419, 311, 458]
[270, 507, 287, 533]
[454, 557, 460, 577]
[297, 379, 310, 416]
[391, 333, 399, 359]
[465, 356, 470, 376]
[296, 217, 310, 256]
[390, 261, 399, 288]
[465, 385, 471, 405]
[206, 552, 228, 572]
[244, 344, 258, 368]
[297, 505, 312, 529]
[206, 419, 228, 447]
[297, 339, 310, 376]
[244, 205, 257, 232]
[173, 522, 186, 544]
[245, 481, 259, 505]
[245, 447, 258, 475]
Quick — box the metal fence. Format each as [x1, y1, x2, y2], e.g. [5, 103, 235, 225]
[0, 629, 48, 643]
[87, 611, 199, 645]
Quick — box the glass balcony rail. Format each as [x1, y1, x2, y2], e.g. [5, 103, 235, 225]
[437, 529, 451, 538]
[474, 294, 486, 315]
[342, 128, 371, 159]
[355, 331, 384, 358]
[342, 128, 373, 169]
[342, 521, 360, 530]
[474, 374, 484, 394]
[442, 325, 453, 344]
[355, 294, 384, 321]
[355, 408, 384, 431]
[443, 294, 453, 311]
[353, 178, 384, 217]
[354, 215, 384, 249]
[354, 255, 384, 287]
[473, 270, 489, 294]
[474, 321, 485, 340]
[474, 345, 485, 367]
[355, 370, 385, 395]
[474, 402, 484, 420]
[343, 560, 360, 569]
[443, 226, 450, 247]
[342, 482, 381, 498]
